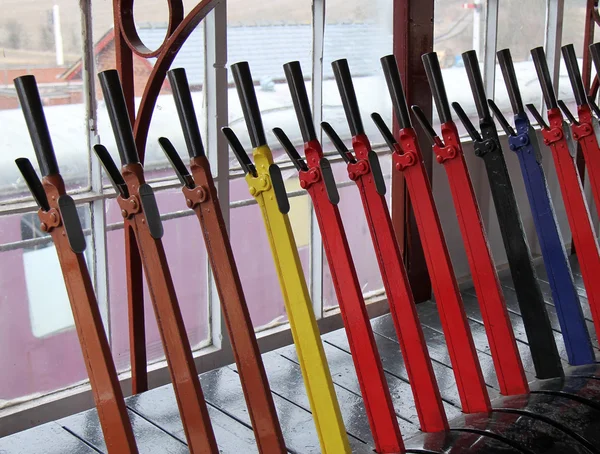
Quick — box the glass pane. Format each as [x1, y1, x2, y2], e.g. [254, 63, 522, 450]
[107, 207, 210, 372]
[557, 2, 589, 115]
[226, 0, 312, 170]
[322, 0, 393, 151]
[230, 192, 311, 331]
[0, 206, 92, 403]
[323, 154, 391, 310]
[433, 0, 486, 135]
[493, 0, 547, 125]
[91, 0, 206, 184]
[0, 0, 88, 203]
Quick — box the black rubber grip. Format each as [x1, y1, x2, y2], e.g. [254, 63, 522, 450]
[422, 52, 452, 124]
[231, 62, 266, 147]
[452, 102, 482, 142]
[14, 75, 59, 176]
[462, 50, 490, 120]
[168, 68, 205, 158]
[158, 137, 195, 189]
[332, 59, 364, 136]
[15, 158, 50, 211]
[370, 113, 397, 151]
[496, 49, 524, 115]
[530, 47, 558, 109]
[590, 43, 600, 82]
[380, 55, 411, 129]
[98, 70, 139, 165]
[561, 44, 586, 107]
[283, 61, 317, 142]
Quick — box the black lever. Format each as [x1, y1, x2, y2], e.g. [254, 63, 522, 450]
[487, 100, 516, 136]
[530, 47, 559, 110]
[272, 128, 309, 171]
[451, 102, 483, 142]
[561, 44, 587, 107]
[98, 70, 140, 166]
[462, 50, 491, 121]
[167, 68, 206, 158]
[526, 104, 550, 130]
[557, 100, 579, 125]
[15, 158, 50, 211]
[496, 49, 525, 115]
[422, 52, 452, 124]
[92, 144, 130, 198]
[221, 127, 257, 177]
[331, 59, 364, 136]
[370, 113, 398, 151]
[14, 75, 60, 177]
[320, 122, 355, 164]
[411, 105, 439, 145]
[590, 43, 600, 82]
[380, 55, 411, 129]
[588, 96, 600, 119]
[157, 137, 196, 189]
[283, 61, 317, 143]
[231, 62, 266, 148]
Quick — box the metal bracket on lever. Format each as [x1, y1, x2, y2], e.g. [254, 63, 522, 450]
[58, 195, 87, 253]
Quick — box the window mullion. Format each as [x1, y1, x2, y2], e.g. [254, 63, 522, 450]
[80, 0, 110, 336]
[484, 0, 499, 100]
[310, 0, 325, 318]
[205, 0, 230, 349]
[544, 0, 565, 112]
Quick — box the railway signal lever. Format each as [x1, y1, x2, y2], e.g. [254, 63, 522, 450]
[158, 68, 287, 453]
[14, 75, 139, 454]
[412, 51, 529, 396]
[278, 59, 405, 453]
[530, 45, 600, 350]
[328, 57, 450, 433]
[487, 53, 594, 366]
[95, 69, 219, 454]
[460, 49, 563, 379]
[226, 60, 352, 454]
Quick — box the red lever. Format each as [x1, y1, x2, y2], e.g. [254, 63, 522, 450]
[541, 108, 600, 343]
[301, 138, 404, 453]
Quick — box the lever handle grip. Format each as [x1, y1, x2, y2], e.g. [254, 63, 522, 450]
[530, 47, 558, 109]
[452, 102, 482, 142]
[231, 62, 266, 147]
[168, 68, 205, 158]
[283, 61, 317, 142]
[422, 52, 452, 124]
[98, 70, 139, 165]
[332, 59, 364, 136]
[590, 43, 600, 83]
[462, 50, 490, 120]
[380, 55, 411, 129]
[15, 158, 50, 211]
[496, 49, 525, 115]
[14, 75, 59, 176]
[371, 113, 397, 151]
[561, 44, 586, 107]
